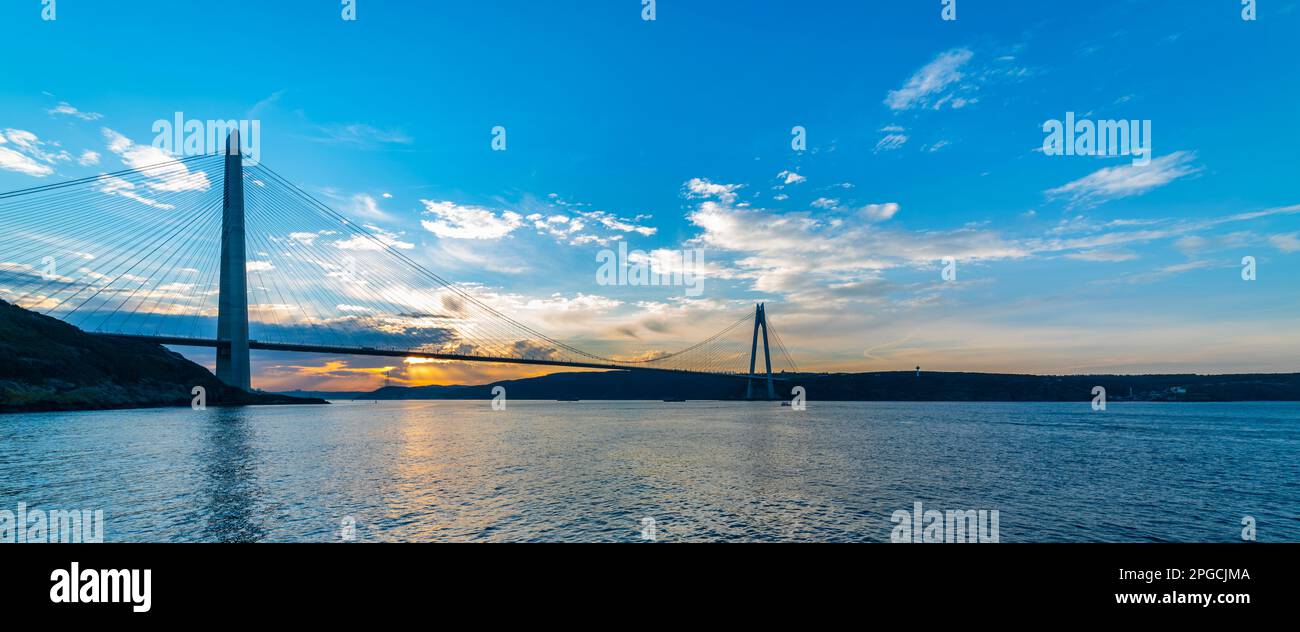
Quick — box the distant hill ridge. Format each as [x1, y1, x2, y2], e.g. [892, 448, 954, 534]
[0, 299, 323, 413]
[306, 369, 1300, 402]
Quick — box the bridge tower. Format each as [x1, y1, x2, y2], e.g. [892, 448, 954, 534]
[745, 303, 776, 400]
[215, 131, 251, 390]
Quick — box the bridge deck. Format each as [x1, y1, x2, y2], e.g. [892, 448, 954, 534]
[97, 334, 787, 382]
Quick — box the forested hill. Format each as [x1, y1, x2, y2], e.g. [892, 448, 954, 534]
[0, 299, 324, 413]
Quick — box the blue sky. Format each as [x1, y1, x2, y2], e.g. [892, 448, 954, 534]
[2, 0, 1299, 389]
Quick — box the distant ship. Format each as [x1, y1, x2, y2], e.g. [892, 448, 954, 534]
[557, 398, 580, 402]
[663, 398, 686, 402]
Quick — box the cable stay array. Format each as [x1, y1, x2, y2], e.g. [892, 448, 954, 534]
[0, 154, 798, 376]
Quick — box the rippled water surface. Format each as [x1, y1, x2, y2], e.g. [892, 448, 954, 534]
[1, 401, 1296, 542]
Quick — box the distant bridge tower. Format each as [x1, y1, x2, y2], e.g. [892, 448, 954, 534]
[746, 303, 776, 400]
[215, 131, 251, 390]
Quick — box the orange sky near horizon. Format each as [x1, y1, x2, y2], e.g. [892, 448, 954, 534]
[243, 355, 601, 392]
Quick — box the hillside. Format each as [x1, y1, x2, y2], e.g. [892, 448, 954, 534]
[0, 299, 324, 413]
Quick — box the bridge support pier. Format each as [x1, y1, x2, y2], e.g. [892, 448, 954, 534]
[745, 303, 776, 400]
[215, 131, 251, 391]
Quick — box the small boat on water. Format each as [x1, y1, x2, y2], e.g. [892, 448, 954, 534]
[663, 398, 686, 402]
[557, 398, 580, 402]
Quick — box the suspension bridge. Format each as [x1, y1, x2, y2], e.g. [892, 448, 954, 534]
[0, 133, 799, 399]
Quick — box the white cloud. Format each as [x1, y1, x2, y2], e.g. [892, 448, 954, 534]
[520, 293, 623, 313]
[96, 175, 175, 209]
[288, 231, 335, 246]
[885, 48, 975, 111]
[0, 146, 54, 176]
[48, 101, 102, 121]
[0, 128, 75, 176]
[859, 203, 900, 222]
[419, 200, 524, 240]
[77, 150, 100, 166]
[102, 128, 211, 192]
[684, 178, 742, 205]
[811, 197, 839, 209]
[686, 198, 1025, 303]
[1268, 232, 1300, 253]
[1046, 151, 1200, 208]
[777, 170, 806, 185]
[334, 224, 415, 250]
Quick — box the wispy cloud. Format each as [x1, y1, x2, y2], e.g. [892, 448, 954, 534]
[47, 101, 102, 121]
[305, 122, 413, 147]
[1064, 249, 1139, 262]
[347, 193, 394, 222]
[1114, 259, 1217, 285]
[576, 209, 657, 237]
[1046, 151, 1200, 208]
[874, 125, 908, 152]
[334, 223, 415, 250]
[97, 175, 175, 209]
[885, 48, 977, 111]
[1268, 232, 1300, 253]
